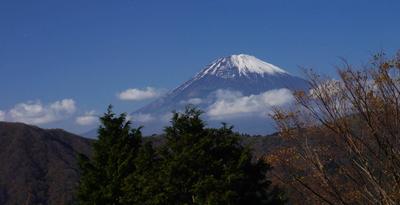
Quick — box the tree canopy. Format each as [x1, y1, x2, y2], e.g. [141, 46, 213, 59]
[271, 52, 400, 205]
[77, 106, 142, 205]
[78, 106, 285, 205]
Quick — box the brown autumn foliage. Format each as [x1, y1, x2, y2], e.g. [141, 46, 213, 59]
[268, 52, 400, 205]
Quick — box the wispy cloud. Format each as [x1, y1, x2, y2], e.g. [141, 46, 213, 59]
[207, 89, 293, 119]
[180, 98, 203, 105]
[6, 99, 76, 125]
[161, 112, 174, 123]
[128, 113, 155, 123]
[117, 87, 164, 101]
[0, 110, 5, 121]
[75, 111, 98, 126]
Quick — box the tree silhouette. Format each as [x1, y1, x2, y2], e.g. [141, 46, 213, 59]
[77, 106, 142, 205]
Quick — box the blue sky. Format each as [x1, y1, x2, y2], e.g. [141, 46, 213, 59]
[1, 0, 399, 134]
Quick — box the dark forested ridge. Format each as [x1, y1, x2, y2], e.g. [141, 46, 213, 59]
[0, 120, 283, 205]
[0, 122, 92, 205]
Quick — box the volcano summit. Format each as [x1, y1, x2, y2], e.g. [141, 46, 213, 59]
[127, 54, 309, 135]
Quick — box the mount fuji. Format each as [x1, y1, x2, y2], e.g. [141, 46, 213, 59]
[130, 54, 309, 135]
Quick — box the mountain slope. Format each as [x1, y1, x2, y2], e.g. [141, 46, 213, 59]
[131, 54, 309, 135]
[0, 122, 92, 205]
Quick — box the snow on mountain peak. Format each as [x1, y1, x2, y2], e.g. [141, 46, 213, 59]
[199, 54, 287, 79]
[173, 54, 291, 93]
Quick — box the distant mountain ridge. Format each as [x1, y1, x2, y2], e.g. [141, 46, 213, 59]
[130, 54, 309, 135]
[0, 122, 92, 205]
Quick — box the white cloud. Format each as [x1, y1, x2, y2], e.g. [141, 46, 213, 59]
[117, 87, 164, 101]
[161, 112, 174, 122]
[75, 111, 98, 126]
[50, 99, 76, 113]
[129, 113, 155, 123]
[180, 98, 203, 105]
[207, 89, 293, 119]
[8, 99, 76, 125]
[0, 110, 5, 121]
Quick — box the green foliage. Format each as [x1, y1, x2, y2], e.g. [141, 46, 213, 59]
[78, 105, 286, 205]
[124, 106, 286, 204]
[121, 141, 164, 205]
[77, 105, 142, 205]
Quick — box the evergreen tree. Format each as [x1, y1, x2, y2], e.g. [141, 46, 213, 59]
[139, 106, 286, 205]
[78, 106, 286, 205]
[121, 141, 164, 205]
[77, 106, 142, 205]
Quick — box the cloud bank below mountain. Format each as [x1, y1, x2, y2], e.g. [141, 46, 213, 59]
[206, 88, 293, 119]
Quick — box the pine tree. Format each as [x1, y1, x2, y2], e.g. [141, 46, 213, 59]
[77, 106, 142, 205]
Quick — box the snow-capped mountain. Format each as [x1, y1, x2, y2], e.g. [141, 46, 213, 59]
[194, 54, 287, 79]
[131, 54, 309, 135]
